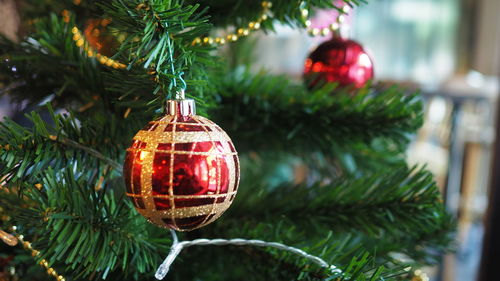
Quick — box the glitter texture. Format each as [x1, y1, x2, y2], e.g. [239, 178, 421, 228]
[124, 106, 239, 231]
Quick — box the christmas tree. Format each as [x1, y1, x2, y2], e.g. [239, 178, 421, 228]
[0, 0, 454, 280]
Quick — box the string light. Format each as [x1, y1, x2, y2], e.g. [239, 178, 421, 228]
[155, 229, 342, 280]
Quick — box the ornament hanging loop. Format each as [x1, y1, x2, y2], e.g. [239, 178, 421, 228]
[172, 71, 187, 99]
[167, 72, 191, 115]
[175, 89, 185, 100]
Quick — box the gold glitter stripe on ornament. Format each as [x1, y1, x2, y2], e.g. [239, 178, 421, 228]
[191, 115, 225, 132]
[71, 26, 127, 69]
[140, 122, 169, 227]
[202, 207, 227, 226]
[225, 147, 238, 194]
[301, 2, 351, 37]
[126, 148, 238, 156]
[168, 117, 179, 229]
[155, 115, 175, 124]
[200, 123, 238, 194]
[194, 116, 240, 198]
[133, 130, 232, 144]
[191, 116, 239, 200]
[137, 200, 233, 219]
[196, 115, 222, 226]
[5, 226, 66, 281]
[192, 1, 272, 46]
[126, 191, 237, 199]
[198, 115, 238, 220]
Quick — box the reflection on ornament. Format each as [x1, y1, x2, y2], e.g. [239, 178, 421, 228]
[304, 37, 374, 89]
[139, 151, 149, 162]
[123, 99, 239, 231]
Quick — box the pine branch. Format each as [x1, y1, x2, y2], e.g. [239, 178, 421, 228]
[0, 106, 126, 186]
[167, 234, 407, 281]
[98, 0, 216, 96]
[0, 11, 217, 118]
[13, 0, 365, 36]
[0, 15, 108, 108]
[212, 69, 423, 154]
[1, 167, 413, 281]
[55, 137, 122, 170]
[0, 1, 453, 280]
[250, 166, 443, 234]
[186, 0, 365, 31]
[4, 168, 169, 279]
[205, 165, 452, 266]
[17, 0, 98, 23]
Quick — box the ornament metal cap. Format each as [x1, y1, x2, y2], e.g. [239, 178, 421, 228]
[166, 90, 196, 116]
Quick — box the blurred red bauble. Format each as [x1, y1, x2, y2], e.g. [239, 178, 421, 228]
[123, 99, 239, 231]
[83, 18, 118, 57]
[303, 37, 374, 89]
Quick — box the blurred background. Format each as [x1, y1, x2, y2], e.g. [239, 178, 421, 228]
[0, 0, 499, 280]
[249, 0, 500, 279]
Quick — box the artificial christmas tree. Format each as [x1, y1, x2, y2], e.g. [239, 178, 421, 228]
[0, 0, 453, 280]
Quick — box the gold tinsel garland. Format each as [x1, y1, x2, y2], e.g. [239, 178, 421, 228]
[69, 0, 351, 69]
[0, 219, 65, 280]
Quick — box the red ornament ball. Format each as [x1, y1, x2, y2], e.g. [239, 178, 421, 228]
[304, 37, 374, 89]
[123, 99, 240, 231]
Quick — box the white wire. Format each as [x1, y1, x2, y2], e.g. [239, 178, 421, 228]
[155, 230, 342, 280]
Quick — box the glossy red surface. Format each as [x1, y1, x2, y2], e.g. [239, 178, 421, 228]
[150, 141, 231, 208]
[124, 113, 239, 231]
[304, 37, 374, 89]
